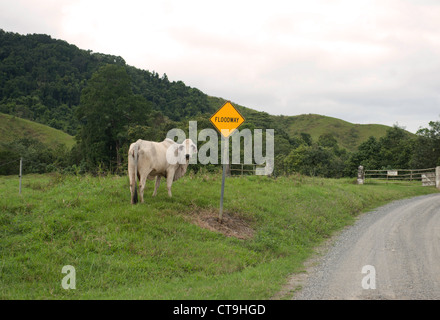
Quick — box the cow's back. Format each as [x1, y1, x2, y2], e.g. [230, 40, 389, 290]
[136, 139, 174, 177]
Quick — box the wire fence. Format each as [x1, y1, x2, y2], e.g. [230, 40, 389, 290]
[0, 158, 21, 168]
[0, 157, 24, 194]
[229, 164, 270, 176]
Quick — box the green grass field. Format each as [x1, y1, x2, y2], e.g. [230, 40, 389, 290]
[0, 172, 438, 299]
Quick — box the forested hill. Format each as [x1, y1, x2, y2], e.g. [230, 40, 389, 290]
[0, 29, 213, 136]
[2, 29, 438, 177]
[0, 29, 400, 148]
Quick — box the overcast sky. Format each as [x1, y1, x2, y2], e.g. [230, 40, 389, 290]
[1, 0, 440, 133]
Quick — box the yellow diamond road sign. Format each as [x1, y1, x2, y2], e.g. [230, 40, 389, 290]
[210, 101, 245, 138]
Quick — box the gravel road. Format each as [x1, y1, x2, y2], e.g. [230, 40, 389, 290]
[294, 193, 440, 300]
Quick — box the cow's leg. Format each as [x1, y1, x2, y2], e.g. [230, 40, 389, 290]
[138, 170, 151, 203]
[166, 169, 175, 197]
[128, 151, 138, 204]
[152, 176, 161, 197]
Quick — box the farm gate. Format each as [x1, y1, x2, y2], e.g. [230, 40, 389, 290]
[357, 166, 440, 188]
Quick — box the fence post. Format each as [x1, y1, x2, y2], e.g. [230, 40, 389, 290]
[436, 166, 440, 190]
[19, 157, 22, 194]
[357, 165, 364, 185]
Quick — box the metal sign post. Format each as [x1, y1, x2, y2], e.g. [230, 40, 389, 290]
[219, 138, 227, 222]
[210, 101, 245, 222]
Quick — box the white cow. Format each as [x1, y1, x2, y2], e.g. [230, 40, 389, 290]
[128, 138, 197, 204]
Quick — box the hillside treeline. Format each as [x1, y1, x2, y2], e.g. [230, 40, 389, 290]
[0, 30, 439, 177]
[0, 29, 213, 135]
[277, 123, 440, 177]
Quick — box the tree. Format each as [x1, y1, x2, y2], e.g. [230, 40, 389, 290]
[318, 133, 338, 149]
[378, 125, 412, 169]
[300, 132, 312, 146]
[345, 136, 381, 175]
[346, 125, 413, 176]
[410, 119, 440, 168]
[76, 64, 152, 171]
[0, 137, 69, 175]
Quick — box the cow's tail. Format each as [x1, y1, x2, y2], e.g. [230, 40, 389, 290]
[131, 142, 139, 204]
[133, 180, 138, 204]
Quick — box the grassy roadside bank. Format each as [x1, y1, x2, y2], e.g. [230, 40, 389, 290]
[1, 172, 438, 299]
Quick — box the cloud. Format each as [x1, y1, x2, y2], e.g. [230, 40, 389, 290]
[1, 0, 440, 132]
[0, 0, 75, 35]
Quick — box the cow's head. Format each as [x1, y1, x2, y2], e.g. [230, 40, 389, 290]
[166, 139, 197, 165]
[177, 139, 197, 164]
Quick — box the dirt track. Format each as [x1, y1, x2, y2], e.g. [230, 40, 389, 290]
[293, 193, 440, 300]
